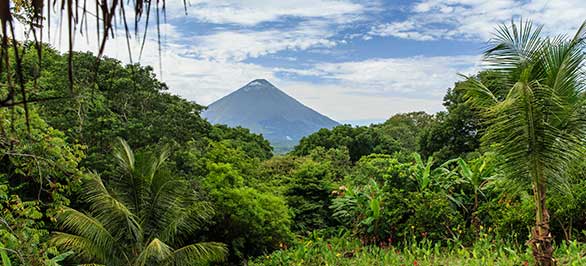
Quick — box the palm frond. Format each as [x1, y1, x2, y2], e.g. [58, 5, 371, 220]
[82, 173, 142, 243]
[570, 20, 586, 45]
[143, 178, 188, 240]
[485, 19, 545, 72]
[113, 137, 135, 175]
[136, 238, 173, 266]
[54, 207, 118, 254]
[50, 232, 110, 264]
[150, 144, 171, 181]
[111, 138, 149, 218]
[465, 19, 586, 195]
[158, 201, 215, 245]
[460, 74, 500, 108]
[144, 167, 214, 244]
[165, 242, 228, 266]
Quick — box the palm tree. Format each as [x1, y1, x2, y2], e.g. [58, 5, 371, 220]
[51, 138, 227, 265]
[463, 20, 586, 266]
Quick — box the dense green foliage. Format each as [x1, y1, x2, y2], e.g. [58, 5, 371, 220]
[292, 112, 433, 162]
[1, 19, 586, 266]
[195, 141, 292, 261]
[1, 47, 281, 265]
[52, 138, 227, 265]
[0, 107, 83, 265]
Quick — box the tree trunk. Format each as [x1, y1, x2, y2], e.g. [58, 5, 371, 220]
[529, 182, 555, 266]
[472, 192, 481, 237]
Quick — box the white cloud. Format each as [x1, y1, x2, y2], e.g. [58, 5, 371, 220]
[167, 0, 366, 25]
[370, 21, 439, 41]
[147, 49, 481, 120]
[273, 80, 446, 122]
[369, 0, 586, 41]
[285, 55, 481, 96]
[186, 21, 337, 61]
[158, 56, 276, 105]
[271, 55, 482, 120]
[51, 24, 276, 105]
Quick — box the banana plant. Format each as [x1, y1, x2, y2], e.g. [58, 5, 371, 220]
[331, 178, 388, 244]
[411, 153, 456, 192]
[456, 156, 497, 213]
[361, 179, 384, 235]
[455, 155, 498, 232]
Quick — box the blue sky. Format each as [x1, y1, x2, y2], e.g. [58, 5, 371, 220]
[47, 0, 586, 123]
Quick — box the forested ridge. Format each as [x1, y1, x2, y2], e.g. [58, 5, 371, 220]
[1, 19, 586, 266]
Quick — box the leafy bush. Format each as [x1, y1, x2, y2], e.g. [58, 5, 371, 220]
[332, 179, 406, 245]
[210, 187, 293, 260]
[286, 160, 334, 234]
[548, 179, 586, 242]
[0, 107, 84, 264]
[350, 154, 411, 187]
[200, 145, 293, 262]
[0, 189, 72, 265]
[403, 191, 465, 241]
[478, 194, 533, 244]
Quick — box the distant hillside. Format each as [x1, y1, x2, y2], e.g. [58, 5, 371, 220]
[202, 79, 339, 152]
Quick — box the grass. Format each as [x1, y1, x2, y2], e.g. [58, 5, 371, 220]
[251, 230, 586, 266]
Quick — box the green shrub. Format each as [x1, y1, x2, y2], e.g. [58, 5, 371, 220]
[286, 160, 334, 234]
[209, 187, 293, 261]
[350, 154, 411, 187]
[332, 180, 409, 245]
[403, 191, 465, 242]
[478, 194, 533, 244]
[0, 107, 84, 264]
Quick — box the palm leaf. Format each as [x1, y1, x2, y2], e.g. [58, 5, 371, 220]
[157, 200, 214, 245]
[464, 19, 586, 196]
[136, 238, 173, 266]
[165, 242, 228, 266]
[54, 207, 118, 255]
[47, 251, 75, 266]
[111, 138, 149, 224]
[81, 173, 142, 243]
[50, 233, 110, 264]
[113, 137, 135, 175]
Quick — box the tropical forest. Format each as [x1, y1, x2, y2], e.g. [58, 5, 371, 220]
[1, 1, 586, 266]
